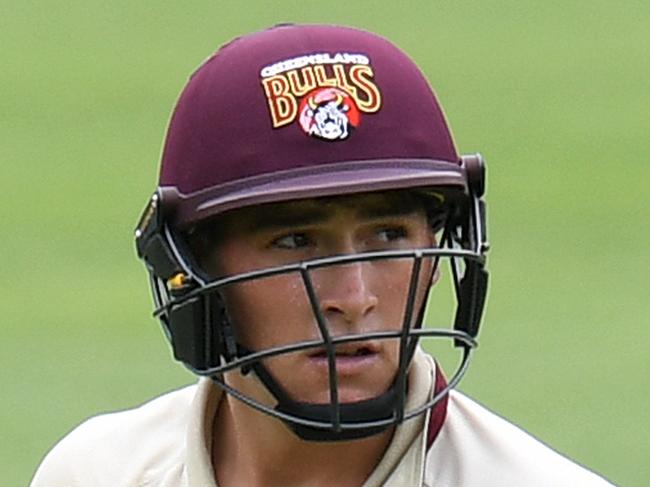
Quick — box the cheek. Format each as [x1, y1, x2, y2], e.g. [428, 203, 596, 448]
[373, 259, 434, 324]
[222, 275, 313, 350]
[378, 228, 436, 314]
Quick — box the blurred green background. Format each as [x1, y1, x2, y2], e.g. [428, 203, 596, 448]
[2, 1, 648, 485]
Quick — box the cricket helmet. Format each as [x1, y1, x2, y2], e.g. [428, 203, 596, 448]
[135, 24, 488, 441]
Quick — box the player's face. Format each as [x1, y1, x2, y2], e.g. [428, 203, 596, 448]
[200, 192, 437, 405]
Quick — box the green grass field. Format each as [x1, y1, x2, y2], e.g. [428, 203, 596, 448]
[2, 1, 648, 485]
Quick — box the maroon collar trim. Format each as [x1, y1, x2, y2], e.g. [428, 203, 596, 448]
[426, 363, 449, 450]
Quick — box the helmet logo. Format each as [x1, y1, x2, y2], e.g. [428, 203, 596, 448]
[260, 52, 381, 140]
[298, 87, 360, 141]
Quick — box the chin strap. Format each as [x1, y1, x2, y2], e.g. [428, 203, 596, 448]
[276, 389, 398, 442]
[240, 349, 398, 441]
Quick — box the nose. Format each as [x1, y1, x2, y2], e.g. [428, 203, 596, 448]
[315, 262, 379, 326]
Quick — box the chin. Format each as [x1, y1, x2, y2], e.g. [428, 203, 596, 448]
[304, 385, 388, 405]
[338, 390, 383, 404]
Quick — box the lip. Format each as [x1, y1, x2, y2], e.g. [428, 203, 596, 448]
[307, 342, 381, 376]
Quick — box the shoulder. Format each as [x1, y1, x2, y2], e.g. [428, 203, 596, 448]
[30, 383, 198, 487]
[424, 391, 615, 487]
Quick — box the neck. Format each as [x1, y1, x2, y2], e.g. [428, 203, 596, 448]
[212, 395, 394, 487]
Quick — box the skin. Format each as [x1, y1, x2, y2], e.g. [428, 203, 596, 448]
[195, 191, 438, 487]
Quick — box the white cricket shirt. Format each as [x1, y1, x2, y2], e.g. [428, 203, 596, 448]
[30, 350, 614, 486]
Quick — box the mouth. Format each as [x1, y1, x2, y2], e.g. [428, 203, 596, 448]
[308, 340, 380, 357]
[307, 343, 380, 375]
[310, 346, 375, 358]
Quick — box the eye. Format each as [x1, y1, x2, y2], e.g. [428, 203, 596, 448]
[270, 232, 313, 250]
[376, 226, 407, 242]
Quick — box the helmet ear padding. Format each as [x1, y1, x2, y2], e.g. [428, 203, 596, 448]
[453, 261, 488, 341]
[136, 190, 237, 372]
[166, 296, 207, 368]
[166, 292, 237, 370]
[451, 153, 489, 342]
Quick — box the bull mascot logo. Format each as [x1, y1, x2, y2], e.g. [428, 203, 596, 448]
[298, 87, 361, 141]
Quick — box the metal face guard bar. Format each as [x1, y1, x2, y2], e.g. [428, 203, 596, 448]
[153, 246, 485, 316]
[208, 341, 474, 433]
[149, 245, 482, 434]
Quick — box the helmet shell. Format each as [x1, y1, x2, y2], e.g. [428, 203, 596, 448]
[158, 24, 464, 227]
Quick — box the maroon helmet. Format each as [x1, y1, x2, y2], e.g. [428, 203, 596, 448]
[136, 24, 488, 441]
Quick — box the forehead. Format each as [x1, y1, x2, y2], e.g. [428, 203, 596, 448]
[208, 190, 433, 234]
